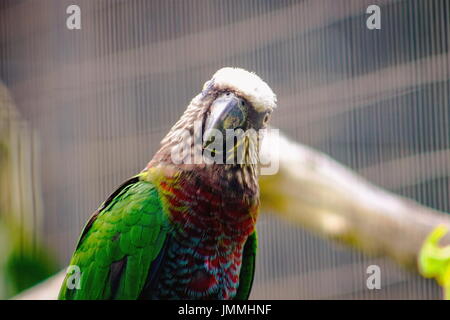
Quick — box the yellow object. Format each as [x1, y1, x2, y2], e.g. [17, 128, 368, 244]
[419, 225, 450, 300]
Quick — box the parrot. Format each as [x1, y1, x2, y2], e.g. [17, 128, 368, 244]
[58, 67, 277, 300]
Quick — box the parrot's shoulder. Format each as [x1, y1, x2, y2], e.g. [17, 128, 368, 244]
[75, 173, 166, 249]
[59, 173, 170, 299]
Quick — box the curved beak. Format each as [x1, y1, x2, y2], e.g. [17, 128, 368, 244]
[203, 92, 247, 149]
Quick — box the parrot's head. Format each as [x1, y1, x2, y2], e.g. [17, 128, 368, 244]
[202, 67, 276, 133]
[200, 68, 276, 162]
[153, 67, 276, 169]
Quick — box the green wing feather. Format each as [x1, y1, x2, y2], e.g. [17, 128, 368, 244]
[234, 231, 257, 300]
[58, 177, 168, 300]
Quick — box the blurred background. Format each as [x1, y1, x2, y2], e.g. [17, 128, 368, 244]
[0, 0, 448, 299]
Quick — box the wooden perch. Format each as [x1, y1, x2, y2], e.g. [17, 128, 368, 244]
[259, 131, 450, 270]
[14, 270, 65, 300]
[14, 131, 450, 299]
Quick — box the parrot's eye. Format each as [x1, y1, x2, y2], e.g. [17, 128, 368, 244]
[263, 113, 270, 125]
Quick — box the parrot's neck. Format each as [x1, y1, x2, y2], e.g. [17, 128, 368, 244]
[151, 163, 259, 242]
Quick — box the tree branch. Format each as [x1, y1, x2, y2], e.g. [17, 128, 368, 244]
[259, 132, 450, 270]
